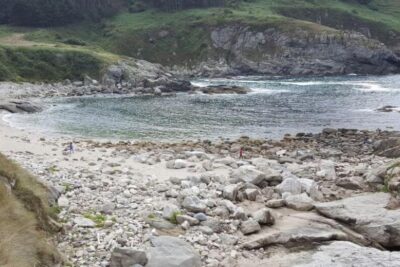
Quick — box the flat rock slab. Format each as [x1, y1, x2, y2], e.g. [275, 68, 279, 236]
[315, 192, 400, 248]
[241, 210, 366, 250]
[239, 241, 400, 267]
[146, 236, 201, 267]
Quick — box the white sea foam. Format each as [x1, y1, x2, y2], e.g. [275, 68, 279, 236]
[352, 82, 394, 92]
[249, 88, 289, 94]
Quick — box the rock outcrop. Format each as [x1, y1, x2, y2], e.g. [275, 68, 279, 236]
[244, 241, 400, 267]
[0, 101, 43, 113]
[315, 193, 400, 248]
[182, 26, 400, 77]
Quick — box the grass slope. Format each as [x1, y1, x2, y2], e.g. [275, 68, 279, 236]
[0, 0, 399, 77]
[0, 153, 62, 267]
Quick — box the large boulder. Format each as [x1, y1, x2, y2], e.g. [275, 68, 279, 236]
[230, 165, 267, 186]
[276, 178, 302, 195]
[0, 101, 43, 113]
[146, 236, 201, 267]
[315, 192, 400, 248]
[284, 193, 314, 211]
[244, 241, 400, 267]
[242, 211, 365, 250]
[374, 138, 400, 158]
[102, 59, 192, 92]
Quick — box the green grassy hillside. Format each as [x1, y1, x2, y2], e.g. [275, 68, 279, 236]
[0, 0, 399, 79]
[0, 153, 62, 266]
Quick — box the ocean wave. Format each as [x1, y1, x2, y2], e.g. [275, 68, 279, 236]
[352, 82, 395, 92]
[249, 88, 289, 94]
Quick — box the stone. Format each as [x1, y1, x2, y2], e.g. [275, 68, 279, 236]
[146, 236, 201, 267]
[110, 248, 148, 267]
[245, 188, 259, 201]
[223, 184, 241, 201]
[251, 208, 275, 225]
[285, 193, 314, 211]
[232, 207, 247, 220]
[240, 218, 261, 235]
[317, 160, 336, 180]
[315, 193, 400, 248]
[73, 217, 96, 228]
[298, 178, 315, 194]
[230, 165, 266, 186]
[162, 204, 181, 220]
[181, 220, 191, 230]
[99, 202, 116, 215]
[166, 159, 187, 169]
[194, 213, 207, 222]
[182, 196, 207, 212]
[276, 178, 302, 195]
[266, 199, 285, 208]
[57, 195, 69, 208]
[176, 215, 199, 226]
[335, 176, 365, 190]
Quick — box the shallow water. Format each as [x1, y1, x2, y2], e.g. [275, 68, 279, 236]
[5, 75, 400, 140]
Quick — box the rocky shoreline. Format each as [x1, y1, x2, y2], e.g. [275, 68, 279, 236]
[0, 60, 251, 114]
[2, 123, 400, 267]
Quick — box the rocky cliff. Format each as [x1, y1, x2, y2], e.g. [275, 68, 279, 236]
[173, 25, 400, 77]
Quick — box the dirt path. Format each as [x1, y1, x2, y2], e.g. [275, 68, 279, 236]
[0, 33, 55, 47]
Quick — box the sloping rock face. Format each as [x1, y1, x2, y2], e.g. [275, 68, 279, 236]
[315, 193, 400, 248]
[242, 210, 369, 250]
[374, 138, 400, 158]
[102, 59, 192, 92]
[241, 241, 400, 267]
[191, 26, 400, 76]
[0, 101, 43, 113]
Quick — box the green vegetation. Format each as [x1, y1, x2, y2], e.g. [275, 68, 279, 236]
[0, 45, 112, 82]
[0, 153, 62, 266]
[0, 0, 399, 81]
[169, 211, 183, 224]
[84, 213, 107, 227]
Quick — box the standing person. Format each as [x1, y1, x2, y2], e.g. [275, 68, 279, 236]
[239, 147, 244, 159]
[69, 142, 74, 154]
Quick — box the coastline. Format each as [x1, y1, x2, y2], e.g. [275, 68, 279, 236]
[2, 111, 400, 265]
[3, 79, 400, 266]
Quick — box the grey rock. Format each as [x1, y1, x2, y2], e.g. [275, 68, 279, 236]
[276, 178, 302, 195]
[255, 241, 400, 267]
[162, 204, 181, 220]
[110, 248, 148, 267]
[335, 176, 365, 190]
[285, 193, 314, 211]
[241, 218, 261, 235]
[223, 183, 241, 201]
[147, 236, 201, 267]
[266, 199, 285, 208]
[182, 196, 207, 213]
[73, 217, 96, 228]
[205, 26, 400, 77]
[230, 165, 266, 186]
[176, 215, 199, 226]
[245, 188, 259, 201]
[251, 208, 275, 225]
[194, 213, 207, 222]
[315, 192, 400, 248]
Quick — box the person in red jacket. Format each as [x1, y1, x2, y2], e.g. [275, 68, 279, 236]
[239, 147, 244, 159]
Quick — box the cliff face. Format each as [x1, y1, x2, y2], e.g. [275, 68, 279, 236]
[178, 25, 400, 77]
